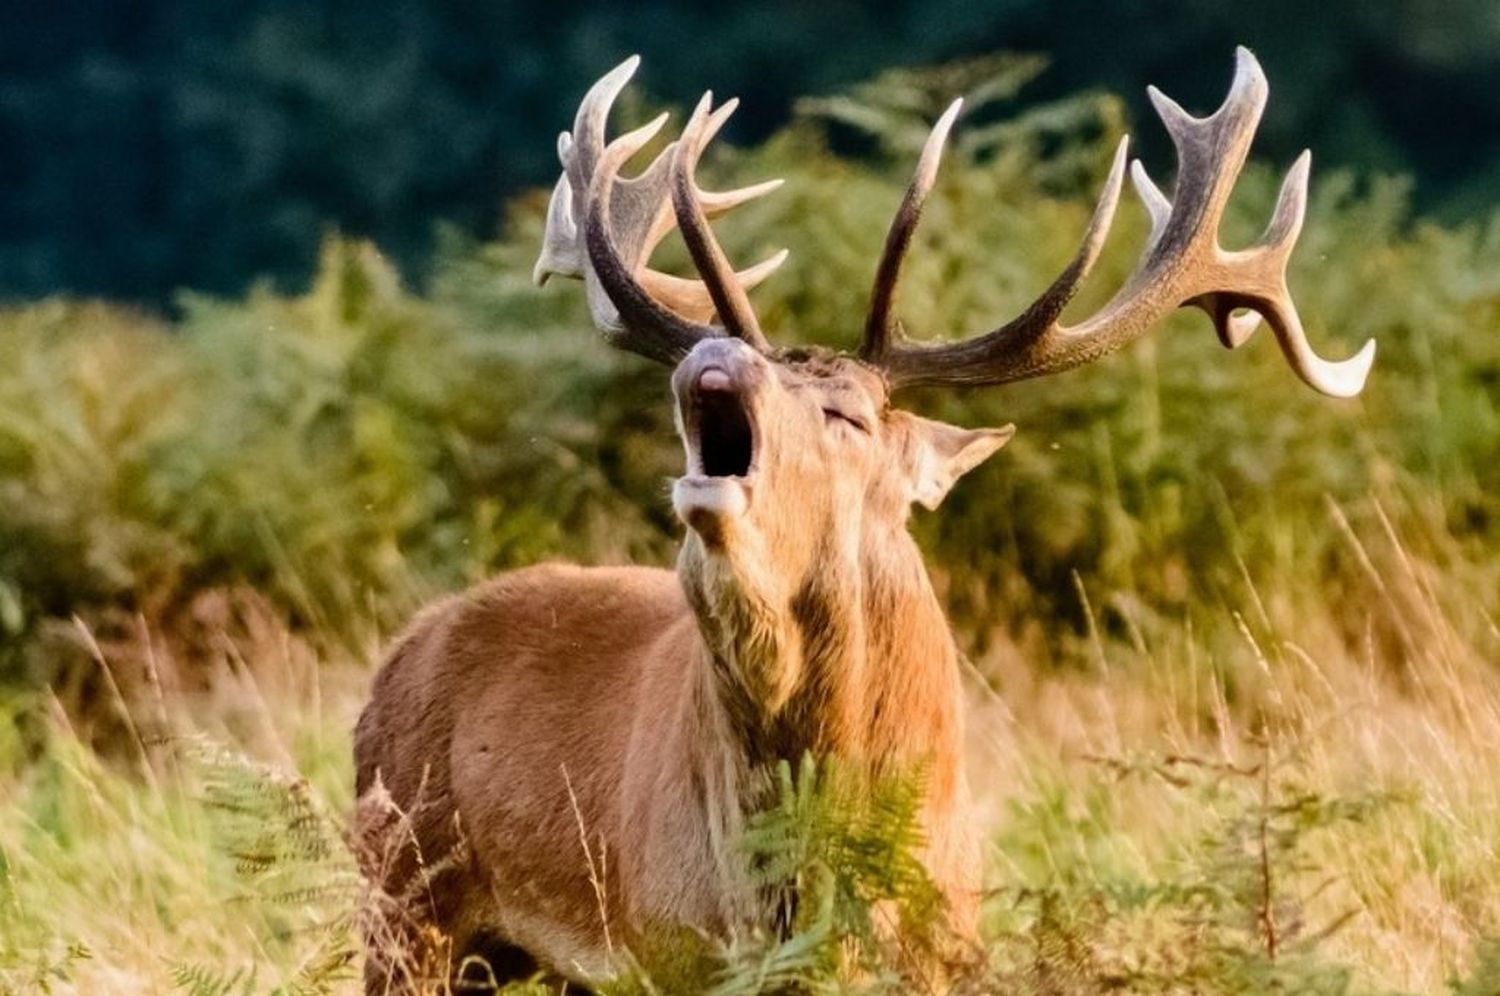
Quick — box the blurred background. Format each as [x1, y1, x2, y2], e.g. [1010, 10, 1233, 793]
[2, 5, 1500, 991]
[1, 0, 1497, 738]
[3, 0, 1499, 303]
[2, 0, 1498, 730]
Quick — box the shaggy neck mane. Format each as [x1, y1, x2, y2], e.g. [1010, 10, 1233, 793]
[678, 520, 961, 778]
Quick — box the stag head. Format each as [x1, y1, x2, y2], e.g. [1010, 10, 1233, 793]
[533, 51, 1373, 632]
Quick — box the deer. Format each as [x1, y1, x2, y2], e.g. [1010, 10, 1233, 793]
[352, 47, 1373, 993]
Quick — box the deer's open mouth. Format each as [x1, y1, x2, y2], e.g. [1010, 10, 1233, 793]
[684, 368, 756, 481]
[675, 367, 757, 530]
[694, 391, 754, 479]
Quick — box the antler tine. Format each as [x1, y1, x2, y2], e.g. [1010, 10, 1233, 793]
[636, 100, 785, 267]
[583, 113, 722, 364]
[535, 57, 646, 288]
[671, 93, 786, 349]
[1129, 159, 1170, 253]
[862, 98, 964, 362]
[874, 137, 1129, 386]
[1246, 149, 1374, 396]
[991, 138, 1130, 351]
[566, 56, 641, 197]
[536, 57, 787, 337]
[639, 100, 785, 324]
[875, 47, 1374, 398]
[1130, 158, 1261, 349]
[534, 167, 580, 286]
[863, 111, 1129, 374]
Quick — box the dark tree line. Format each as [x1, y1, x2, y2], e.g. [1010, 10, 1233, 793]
[2, 0, 1497, 303]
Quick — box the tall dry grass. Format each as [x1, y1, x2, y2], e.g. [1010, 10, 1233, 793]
[1, 494, 1496, 993]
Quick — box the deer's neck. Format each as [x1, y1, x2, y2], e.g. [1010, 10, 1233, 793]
[677, 524, 961, 771]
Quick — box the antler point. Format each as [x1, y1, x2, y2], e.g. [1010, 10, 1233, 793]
[595, 55, 642, 97]
[1224, 46, 1269, 114]
[1322, 338, 1377, 398]
[1147, 85, 1195, 136]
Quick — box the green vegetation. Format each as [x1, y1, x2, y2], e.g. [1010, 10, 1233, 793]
[2, 60, 1498, 993]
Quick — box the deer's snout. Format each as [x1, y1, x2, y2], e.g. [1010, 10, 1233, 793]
[671, 339, 767, 537]
[672, 338, 767, 402]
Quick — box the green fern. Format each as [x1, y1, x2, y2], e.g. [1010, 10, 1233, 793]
[986, 743, 1409, 994]
[170, 963, 258, 996]
[171, 738, 358, 996]
[741, 754, 945, 960]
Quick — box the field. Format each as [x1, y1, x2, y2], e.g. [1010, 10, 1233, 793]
[2, 62, 1498, 993]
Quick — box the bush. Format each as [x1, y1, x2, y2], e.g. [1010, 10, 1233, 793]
[2, 57, 1496, 706]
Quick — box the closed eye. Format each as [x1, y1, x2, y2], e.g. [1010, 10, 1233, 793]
[823, 408, 869, 434]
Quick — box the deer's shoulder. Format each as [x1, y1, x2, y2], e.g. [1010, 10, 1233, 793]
[408, 561, 688, 663]
[462, 561, 685, 623]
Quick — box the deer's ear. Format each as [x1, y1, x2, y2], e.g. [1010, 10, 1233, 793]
[892, 413, 1015, 510]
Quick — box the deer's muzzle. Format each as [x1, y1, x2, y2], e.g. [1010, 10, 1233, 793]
[673, 341, 764, 533]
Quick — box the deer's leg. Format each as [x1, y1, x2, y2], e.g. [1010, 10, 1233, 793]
[352, 780, 475, 994]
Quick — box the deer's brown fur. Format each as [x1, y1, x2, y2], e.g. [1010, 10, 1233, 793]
[355, 342, 1005, 988]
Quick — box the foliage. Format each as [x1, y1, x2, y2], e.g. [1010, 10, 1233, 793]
[741, 754, 945, 958]
[7, 681, 1500, 994]
[1449, 939, 1500, 996]
[3, 53, 1497, 718]
[0, 691, 358, 995]
[985, 745, 1405, 994]
[2, 502, 1499, 993]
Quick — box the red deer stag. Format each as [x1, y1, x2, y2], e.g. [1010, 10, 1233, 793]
[353, 48, 1372, 991]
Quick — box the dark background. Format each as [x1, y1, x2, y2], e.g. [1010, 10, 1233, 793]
[3, 0, 1497, 304]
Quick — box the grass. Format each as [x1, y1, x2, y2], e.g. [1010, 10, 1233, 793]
[974, 509, 1500, 992]
[1, 55, 1498, 994]
[2, 501, 1498, 993]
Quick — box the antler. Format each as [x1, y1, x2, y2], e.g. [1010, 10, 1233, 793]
[534, 56, 786, 364]
[861, 47, 1375, 398]
[672, 93, 775, 349]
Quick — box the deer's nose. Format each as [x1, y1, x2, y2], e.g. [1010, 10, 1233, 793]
[676, 337, 765, 397]
[698, 367, 733, 392]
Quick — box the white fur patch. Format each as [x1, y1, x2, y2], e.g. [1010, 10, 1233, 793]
[673, 476, 751, 536]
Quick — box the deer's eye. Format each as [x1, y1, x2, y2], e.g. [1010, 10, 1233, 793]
[823, 408, 869, 434]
